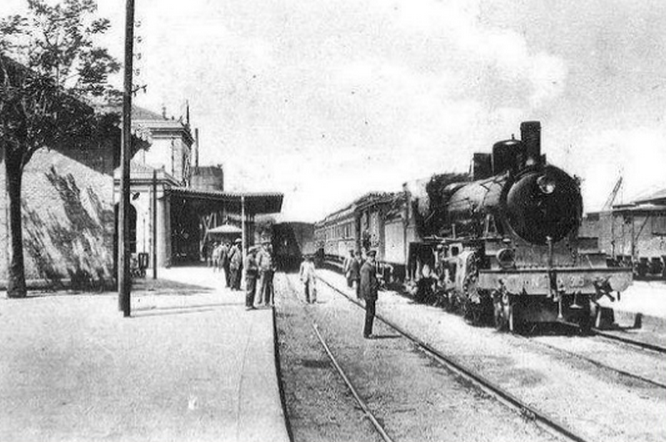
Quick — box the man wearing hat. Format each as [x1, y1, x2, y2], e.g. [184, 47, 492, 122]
[220, 241, 231, 287]
[244, 246, 260, 310]
[228, 238, 243, 290]
[360, 250, 379, 339]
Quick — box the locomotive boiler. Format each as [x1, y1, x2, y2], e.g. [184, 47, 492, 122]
[408, 121, 632, 331]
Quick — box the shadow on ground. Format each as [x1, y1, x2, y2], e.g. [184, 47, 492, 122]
[130, 277, 216, 296]
[132, 301, 244, 318]
[11, 276, 216, 299]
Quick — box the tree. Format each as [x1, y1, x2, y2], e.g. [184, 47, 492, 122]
[0, 0, 120, 297]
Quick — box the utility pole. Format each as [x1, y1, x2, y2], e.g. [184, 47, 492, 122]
[152, 169, 157, 279]
[118, 0, 135, 317]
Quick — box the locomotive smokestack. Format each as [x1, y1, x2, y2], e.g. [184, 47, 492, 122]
[521, 121, 541, 166]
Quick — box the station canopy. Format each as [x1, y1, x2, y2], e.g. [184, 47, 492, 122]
[207, 224, 242, 234]
[633, 188, 666, 206]
[166, 187, 283, 215]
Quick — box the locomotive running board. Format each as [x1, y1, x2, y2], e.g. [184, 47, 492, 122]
[478, 267, 632, 295]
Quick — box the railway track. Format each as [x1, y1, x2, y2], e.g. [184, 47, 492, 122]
[517, 332, 666, 390]
[591, 328, 666, 354]
[555, 319, 666, 355]
[314, 276, 591, 442]
[282, 274, 394, 442]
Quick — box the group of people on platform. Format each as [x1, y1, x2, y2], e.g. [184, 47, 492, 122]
[207, 238, 244, 289]
[205, 238, 275, 310]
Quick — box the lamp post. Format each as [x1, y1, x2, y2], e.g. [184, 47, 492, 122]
[118, 0, 135, 317]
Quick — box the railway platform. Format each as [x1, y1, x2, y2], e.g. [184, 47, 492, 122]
[598, 279, 666, 333]
[0, 266, 290, 442]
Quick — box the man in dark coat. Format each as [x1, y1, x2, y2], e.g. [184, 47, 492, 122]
[228, 239, 243, 290]
[360, 250, 379, 339]
[220, 242, 231, 287]
[244, 246, 259, 310]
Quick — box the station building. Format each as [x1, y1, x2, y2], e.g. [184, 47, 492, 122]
[120, 106, 283, 271]
[581, 188, 666, 277]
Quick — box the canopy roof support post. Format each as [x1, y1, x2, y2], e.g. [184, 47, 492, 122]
[241, 196, 246, 285]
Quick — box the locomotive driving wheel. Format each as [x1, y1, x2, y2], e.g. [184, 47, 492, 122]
[463, 271, 484, 325]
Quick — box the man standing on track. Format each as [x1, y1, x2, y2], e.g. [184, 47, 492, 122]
[299, 255, 317, 304]
[360, 250, 379, 339]
[343, 249, 355, 288]
[349, 250, 362, 299]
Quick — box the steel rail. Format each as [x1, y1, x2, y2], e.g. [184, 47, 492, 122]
[517, 334, 666, 390]
[311, 323, 396, 442]
[558, 319, 666, 355]
[592, 329, 666, 355]
[318, 276, 592, 442]
[282, 275, 395, 442]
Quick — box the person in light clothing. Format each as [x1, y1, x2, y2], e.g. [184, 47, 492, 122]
[257, 242, 275, 306]
[299, 255, 317, 304]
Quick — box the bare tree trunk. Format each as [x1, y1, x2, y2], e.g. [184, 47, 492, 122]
[6, 154, 26, 298]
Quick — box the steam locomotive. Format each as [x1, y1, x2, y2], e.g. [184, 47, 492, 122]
[315, 121, 633, 332]
[407, 121, 634, 331]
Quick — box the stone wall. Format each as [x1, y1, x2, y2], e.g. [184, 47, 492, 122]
[0, 141, 116, 290]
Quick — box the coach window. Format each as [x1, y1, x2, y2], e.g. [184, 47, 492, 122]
[652, 214, 666, 236]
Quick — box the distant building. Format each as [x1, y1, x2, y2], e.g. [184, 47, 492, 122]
[118, 105, 282, 269]
[581, 188, 666, 277]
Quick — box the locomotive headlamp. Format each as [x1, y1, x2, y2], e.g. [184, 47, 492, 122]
[497, 248, 516, 269]
[537, 175, 556, 195]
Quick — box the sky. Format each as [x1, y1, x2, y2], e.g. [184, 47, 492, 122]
[4, 0, 666, 221]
